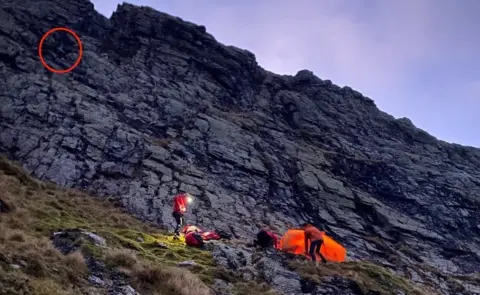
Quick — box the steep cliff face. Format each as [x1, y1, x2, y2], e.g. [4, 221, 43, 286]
[1, 0, 480, 294]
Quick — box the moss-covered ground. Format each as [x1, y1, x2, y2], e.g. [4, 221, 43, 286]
[288, 259, 439, 295]
[0, 156, 274, 295]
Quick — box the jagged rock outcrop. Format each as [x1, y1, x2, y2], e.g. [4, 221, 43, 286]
[51, 228, 141, 295]
[1, 0, 480, 294]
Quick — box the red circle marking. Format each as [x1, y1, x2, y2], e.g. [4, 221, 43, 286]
[38, 27, 83, 74]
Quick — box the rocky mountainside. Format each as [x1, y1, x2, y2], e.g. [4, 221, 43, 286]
[1, 0, 480, 294]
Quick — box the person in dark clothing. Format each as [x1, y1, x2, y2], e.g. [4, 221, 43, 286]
[254, 229, 280, 249]
[301, 223, 327, 263]
[172, 192, 192, 238]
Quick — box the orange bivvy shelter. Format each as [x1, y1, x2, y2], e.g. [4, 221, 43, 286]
[279, 229, 347, 262]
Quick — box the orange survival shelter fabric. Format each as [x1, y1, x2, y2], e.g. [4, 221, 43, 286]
[279, 229, 346, 262]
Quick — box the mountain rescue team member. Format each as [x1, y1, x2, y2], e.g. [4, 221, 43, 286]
[172, 192, 193, 237]
[255, 228, 280, 249]
[302, 223, 327, 263]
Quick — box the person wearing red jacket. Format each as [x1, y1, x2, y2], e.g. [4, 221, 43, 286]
[269, 231, 280, 249]
[172, 192, 192, 238]
[302, 223, 327, 263]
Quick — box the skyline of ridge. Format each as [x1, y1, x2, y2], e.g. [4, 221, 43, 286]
[92, 0, 480, 148]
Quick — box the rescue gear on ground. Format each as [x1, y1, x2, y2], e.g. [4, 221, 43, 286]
[182, 225, 232, 241]
[185, 231, 205, 248]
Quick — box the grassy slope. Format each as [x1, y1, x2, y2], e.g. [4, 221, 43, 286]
[0, 156, 274, 295]
[0, 156, 439, 295]
[288, 260, 437, 295]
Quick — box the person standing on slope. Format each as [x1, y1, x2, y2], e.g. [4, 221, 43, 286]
[302, 223, 327, 263]
[172, 192, 193, 238]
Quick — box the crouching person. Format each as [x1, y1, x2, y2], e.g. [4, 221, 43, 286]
[254, 228, 280, 249]
[302, 223, 327, 263]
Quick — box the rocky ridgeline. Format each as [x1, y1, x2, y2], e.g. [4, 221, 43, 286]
[1, 0, 480, 294]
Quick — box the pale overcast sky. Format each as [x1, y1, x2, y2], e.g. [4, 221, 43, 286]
[90, 0, 480, 147]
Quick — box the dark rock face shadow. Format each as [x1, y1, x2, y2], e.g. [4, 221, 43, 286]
[0, 199, 12, 213]
[300, 278, 317, 293]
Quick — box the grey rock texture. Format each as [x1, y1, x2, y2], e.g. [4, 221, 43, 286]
[51, 228, 107, 255]
[210, 243, 404, 295]
[0, 0, 480, 294]
[51, 229, 142, 295]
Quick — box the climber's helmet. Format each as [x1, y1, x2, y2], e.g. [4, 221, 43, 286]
[186, 193, 193, 204]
